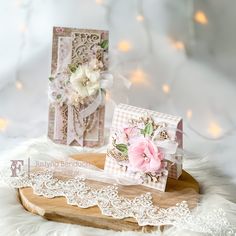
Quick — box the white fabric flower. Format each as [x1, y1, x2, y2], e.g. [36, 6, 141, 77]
[70, 65, 100, 99]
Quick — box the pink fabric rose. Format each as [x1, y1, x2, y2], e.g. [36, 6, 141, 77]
[128, 137, 164, 173]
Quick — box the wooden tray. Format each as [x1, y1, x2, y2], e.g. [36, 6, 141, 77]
[18, 153, 200, 232]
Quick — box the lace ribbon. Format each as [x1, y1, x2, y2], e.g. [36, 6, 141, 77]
[66, 73, 112, 145]
[55, 75, 113, 146]
[0, 160, 235, 235]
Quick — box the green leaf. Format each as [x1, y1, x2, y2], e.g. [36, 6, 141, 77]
[49, 76, 54, 82]
[100, 40, 109, 50]
[144, 122, 153, 136]
[101, 88, 106, 93]
[115, 144, 128, 154]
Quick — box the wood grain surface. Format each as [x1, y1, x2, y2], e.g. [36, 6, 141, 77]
[18, 153, 200, 232]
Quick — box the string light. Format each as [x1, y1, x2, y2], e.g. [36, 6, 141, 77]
[106, 91, 111, 101]
[162, 84, 170, 94]
[194, 11, 208, 25]
[168, 38, 185, 50]
[118, 40, 132, 52]
[172, 41, 185, 50]
[0, 118, 9, 132]
[95, 0, 104, 5]
[207, 121, 222, 138]
[136, 14, 144, 22]
[186, 109, 193, 119]
[15, 80, 23, 90]
[18, 22, 28, 33]
[130, 68, 149, 86]
[14, 0, 23, 7]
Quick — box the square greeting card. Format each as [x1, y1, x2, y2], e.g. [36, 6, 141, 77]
[104, 104, 183, 191]
[48, 27, 110, 147]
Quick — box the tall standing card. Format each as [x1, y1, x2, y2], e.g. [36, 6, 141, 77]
[48, 27, 110, 147]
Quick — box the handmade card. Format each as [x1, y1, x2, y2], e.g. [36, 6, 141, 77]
[104, 104, 183, 191]
[48, 27, 111, 147]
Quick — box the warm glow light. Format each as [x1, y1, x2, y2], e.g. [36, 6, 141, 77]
[0, 118, 9, 132]
[162, 84, 170, 94]
[173, 41, 185, 50]
[18, 23, 27, 33]
[186, 109, 193, 119]
[118, 40, 132, 52]
[169, 38, 185, 50]
[130, 68, 149, 86]
[136, 14, 144, 22]
[95, 0, 104, 5]
[194, 11, 208, 25]
[106, 92, 111, 101]
[14, 0, 22, 7]
[207, 121, 222, 138]
[15, 80, 23, 90]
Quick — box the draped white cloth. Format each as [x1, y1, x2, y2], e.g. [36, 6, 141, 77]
[0, 137, 235, 236]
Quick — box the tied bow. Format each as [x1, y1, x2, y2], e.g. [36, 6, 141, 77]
[152, 125, 181, 164]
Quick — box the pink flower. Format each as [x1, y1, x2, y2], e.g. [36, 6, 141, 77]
[128, 137, 164, 173]
[56, 27, 64, 33]
[115, 126, 139, 144]
[124, 126, 139, 140]
[115, 131, 128, 144]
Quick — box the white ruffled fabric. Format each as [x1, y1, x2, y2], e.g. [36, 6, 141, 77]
[0, 136, 236, 236]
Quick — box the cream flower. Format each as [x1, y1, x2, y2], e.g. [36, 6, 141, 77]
[70, 65, 100, 99]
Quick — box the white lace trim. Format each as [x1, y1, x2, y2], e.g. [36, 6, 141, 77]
[1, 169, 235, 235]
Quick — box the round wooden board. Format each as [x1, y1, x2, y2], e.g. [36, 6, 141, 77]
[18, 153, 200, 232]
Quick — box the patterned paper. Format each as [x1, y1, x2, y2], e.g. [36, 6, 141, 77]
[104, 104, 183, 191]
[48, 27, 109, 147]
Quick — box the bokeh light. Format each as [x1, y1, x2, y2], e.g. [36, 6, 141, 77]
[162, 84, 170, 94]
[118, 40, 132, 52]
[194, 11, 208, 25]
[136, 14, 144, 22]
[207, 121, 222, 138]
[14, 0, 22, 7]
[95, 0, 104, 5]
[130, 68, 149, 86]
[15, 80, 23, 90]
[172, 41, 185, 50]
[186, 109, 193, 120]
[18, 23, 28, 33]
[0, 118, 9, 132]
